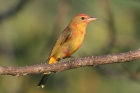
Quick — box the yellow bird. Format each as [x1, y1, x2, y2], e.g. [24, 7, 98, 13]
[38, 14, 97, 88]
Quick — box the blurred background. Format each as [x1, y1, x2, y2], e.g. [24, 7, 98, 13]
[0, 0, 140, 93]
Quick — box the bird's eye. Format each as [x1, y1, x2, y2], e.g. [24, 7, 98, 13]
[81, 17, 85, 20]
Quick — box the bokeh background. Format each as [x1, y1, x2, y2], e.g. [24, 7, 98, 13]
[0, 0, 140, 93]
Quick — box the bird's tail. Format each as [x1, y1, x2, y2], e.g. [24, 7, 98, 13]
[38, 57, 57, 88]
[38, 74, 50, 88]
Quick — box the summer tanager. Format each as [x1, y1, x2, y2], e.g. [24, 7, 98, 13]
[38, 14, 97, 88]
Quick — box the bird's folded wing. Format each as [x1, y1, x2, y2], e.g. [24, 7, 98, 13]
[47, 27, 72, 61]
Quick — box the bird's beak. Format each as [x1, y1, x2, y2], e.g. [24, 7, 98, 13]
[88, 17, 97, 22]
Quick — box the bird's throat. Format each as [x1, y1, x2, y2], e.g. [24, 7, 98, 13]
[71, 22, 87, 32]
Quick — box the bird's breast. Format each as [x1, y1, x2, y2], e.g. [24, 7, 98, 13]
[60, 30, 86, 58]
[70, 30, 86, 49]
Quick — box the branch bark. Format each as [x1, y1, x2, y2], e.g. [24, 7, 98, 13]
[0, 49, 140, 77]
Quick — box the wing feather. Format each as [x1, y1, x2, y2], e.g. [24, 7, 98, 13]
[47, 27, 71, 61]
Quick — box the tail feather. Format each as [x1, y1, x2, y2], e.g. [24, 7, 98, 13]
[38, 57, 57, 88]
[38, 74, 50, 88]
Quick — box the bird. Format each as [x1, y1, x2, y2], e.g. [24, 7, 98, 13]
[38, 14, 97, 88]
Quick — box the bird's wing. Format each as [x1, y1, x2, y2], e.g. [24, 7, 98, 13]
[48, 27, 72, 60]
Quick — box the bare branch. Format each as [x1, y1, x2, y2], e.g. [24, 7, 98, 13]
[0, 49, 140, 77]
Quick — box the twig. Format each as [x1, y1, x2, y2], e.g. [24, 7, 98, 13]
[0, 49, 140, 77]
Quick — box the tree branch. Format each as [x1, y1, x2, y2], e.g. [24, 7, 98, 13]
[0, 0, 29, 21]
[0, 49, 140, 77]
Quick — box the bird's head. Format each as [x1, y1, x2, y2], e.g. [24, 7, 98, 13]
[69, 14, 97, 30]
